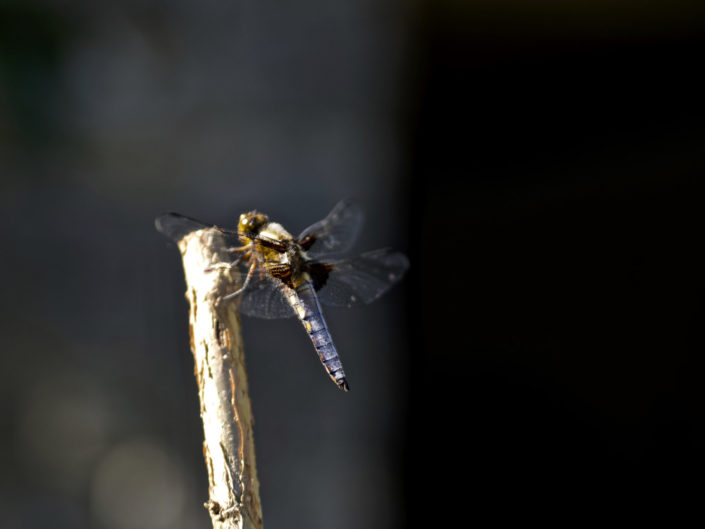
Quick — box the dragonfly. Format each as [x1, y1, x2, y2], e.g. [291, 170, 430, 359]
[156, 200, 409, 391]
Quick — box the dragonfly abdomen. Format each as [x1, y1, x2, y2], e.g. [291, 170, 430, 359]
[293, 282, 349, 391]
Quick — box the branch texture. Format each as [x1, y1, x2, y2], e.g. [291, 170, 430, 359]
[175, 226, 263, 529]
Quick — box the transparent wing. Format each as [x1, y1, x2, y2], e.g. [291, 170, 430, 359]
[155, 212, 215, 242]
[297, 199, 363, 259]
[155, 212, 239, 244]
[235, 269, 296, 319]
[311, 249, 409, 308]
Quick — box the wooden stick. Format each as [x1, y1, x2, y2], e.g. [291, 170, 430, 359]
[162, 222, 263, 529]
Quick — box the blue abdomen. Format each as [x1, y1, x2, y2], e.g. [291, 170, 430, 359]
[294, 282, 349, 391]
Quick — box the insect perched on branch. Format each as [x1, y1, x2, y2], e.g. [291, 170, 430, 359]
[156, 200, 409, 391]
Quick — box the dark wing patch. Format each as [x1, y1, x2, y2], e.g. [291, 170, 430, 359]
[314, 249, 409, 308]
[255, 233, 289, 252]
[297, 199, 363, 259]
[308, 262, 334, 291]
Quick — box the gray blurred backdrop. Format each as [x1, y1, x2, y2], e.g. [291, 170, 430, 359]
[1, 2, 409, 529]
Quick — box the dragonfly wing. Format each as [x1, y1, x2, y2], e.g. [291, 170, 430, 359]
[155, 212, 215, 242]
[236, 272, 296, 319]
[297, 199, 363, 259]
[311, 249, 409, 308]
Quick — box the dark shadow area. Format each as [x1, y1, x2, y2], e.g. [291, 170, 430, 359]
[401, 5, 705, 526]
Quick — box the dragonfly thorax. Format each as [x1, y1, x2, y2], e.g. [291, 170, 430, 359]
[258, 222, 294, 242]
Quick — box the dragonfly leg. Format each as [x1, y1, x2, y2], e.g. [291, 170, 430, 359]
[222, 261, 256, 300]
[226, 244, 250, 253]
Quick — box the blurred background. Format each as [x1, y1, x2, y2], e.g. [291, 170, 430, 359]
[2, 1, 704, 528]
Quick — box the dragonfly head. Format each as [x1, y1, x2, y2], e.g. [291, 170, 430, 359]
[238, 210, 269, 236]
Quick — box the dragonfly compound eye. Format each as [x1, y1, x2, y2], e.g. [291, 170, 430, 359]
[238, 211, 269, 234]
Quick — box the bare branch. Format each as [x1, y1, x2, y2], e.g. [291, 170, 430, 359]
[163, 223, 263, 529]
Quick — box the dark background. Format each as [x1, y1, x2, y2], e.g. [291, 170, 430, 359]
[2, 1, 704, 528]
